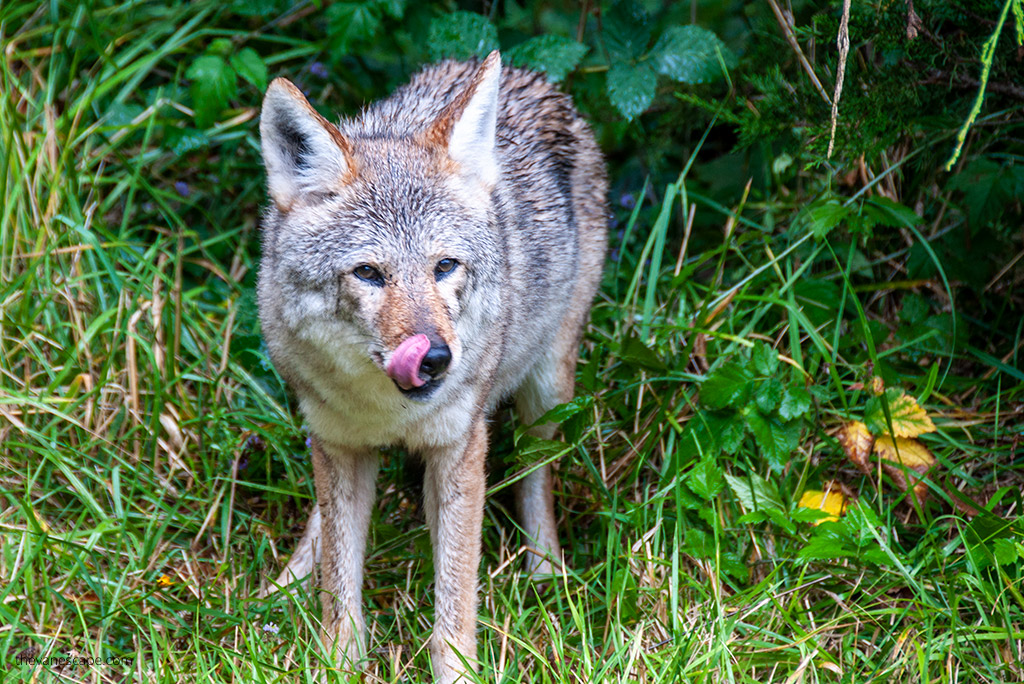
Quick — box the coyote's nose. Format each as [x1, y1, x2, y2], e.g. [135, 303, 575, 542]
[419, 344, 451, 379]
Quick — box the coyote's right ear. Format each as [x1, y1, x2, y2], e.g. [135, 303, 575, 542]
[260, 78, 354, 210]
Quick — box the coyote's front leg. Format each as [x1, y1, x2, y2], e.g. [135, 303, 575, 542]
[311, 436, 379, 669]
[422, 416, 488, 683]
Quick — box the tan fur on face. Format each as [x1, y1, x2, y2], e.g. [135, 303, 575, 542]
[376, 277, 456, 351]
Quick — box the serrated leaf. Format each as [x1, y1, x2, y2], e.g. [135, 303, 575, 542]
[427, 11, 498, 61]
[888, 392, 937, 437]
[186, 55, 237, 128]
[797, 489, 847, 525]
[865, 389, 936, 437]
[991, 538, 1021, 566]
[700, 360, 753, 410]
[374, 0, 406, 20]
[649, 24, 732, 84]
[724, 472, 783, 512]
[754, 377, 783, 414]
[751, 342, 779, 375]
[746, 411, 801, 473]
[779, 386, 812, 420]
[838, 420, 874, 474]
[230, 48, 268, 91]
[687, 456, 724, 500]
[862, 196, 921, 229]
[603, 0, 652, 59]
[606, 61, 656, 120]
[618, 332, 667, 371]
[708, 411, 746, 454]
[507, 35, 588, 82]
[800, 200, 850, 240]
[327, 2, 382, 58]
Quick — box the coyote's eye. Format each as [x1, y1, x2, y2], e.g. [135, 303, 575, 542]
[435, 258, 458, 280]
[353, 264, 384, 285]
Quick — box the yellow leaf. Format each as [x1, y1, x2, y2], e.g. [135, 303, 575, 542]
[873, 436, 934, 503]
[798, 489, 847, 524]
[873, 436, 934, 470]
[838, 421, 874, 474]
[156, 575, 175, 587]
[887, 392, 936, 438]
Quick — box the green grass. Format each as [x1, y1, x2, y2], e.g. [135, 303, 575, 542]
[2, 2, 1023, 683]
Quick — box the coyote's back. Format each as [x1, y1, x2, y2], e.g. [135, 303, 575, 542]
[258, 52, 606, 683]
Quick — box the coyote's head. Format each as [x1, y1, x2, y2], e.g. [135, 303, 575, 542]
[259, 53, 504, 401]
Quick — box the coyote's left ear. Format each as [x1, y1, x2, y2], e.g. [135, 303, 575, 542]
[424, 51, 502, 188]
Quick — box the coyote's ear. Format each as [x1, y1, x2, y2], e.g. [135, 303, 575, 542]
[424, 51, 502, 188]
[260, 78, 354, 209]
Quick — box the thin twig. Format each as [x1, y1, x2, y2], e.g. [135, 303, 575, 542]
[765, 0, 832, 106]
[828, 0, 851, 158]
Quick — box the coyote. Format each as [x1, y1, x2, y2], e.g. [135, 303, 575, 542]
[257, 51, 607, 682]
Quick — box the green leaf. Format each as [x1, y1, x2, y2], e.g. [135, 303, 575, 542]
[745, 411, 800, 473]
[506, 35, 588, 82]
[428, 11, 498, 61]
[779, 386, 812, 420]
[754, 377, 784, 415]
[687, 456, 724, 500]
[799, 199, 851, 240]
[374, 0, 406, 20]
[700, 360, 753, 410]
[230, 48, 268, 91]
[603, 0, 652, 59]
[606, 61, 657, 120]
[186, 55, 237, 128]
[707, 411, 746, 454]
[752, 342, 778, 375]
[617, 331, 667, 371]
[862, 196, 921, 229]
[327, 2, 382, 59]
[649, 25, 732, 84]
[724, 472, 783, 511]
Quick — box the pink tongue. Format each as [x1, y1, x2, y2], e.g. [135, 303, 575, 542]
[386, 334, 431, 390]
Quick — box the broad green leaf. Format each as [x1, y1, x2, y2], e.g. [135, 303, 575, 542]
[507, 35, 589, 82]
[427, 11, 498, 61]
[779, 386, 812, 420]
[724, 471, 783, 512]
[606, 61, 656, 120]
[603, 0, 652, 59]
[327, 2, 382, 58]
[375, 0, 406, 20]
[799, 199, 850, 240]
[706, 410, 746, 454]
[686, 456, 724, 500]
[230, 48, 268, 91]
[618, 332, 667, 371]
[700, 360, 753, 410]
[186, 55, 237, 128]
[746, 411, 800, 473]
[752, 342, 779, 375]
[754, 378, 783, 414]
[649, 25, 733, 84]
[862, 196, 921, 229]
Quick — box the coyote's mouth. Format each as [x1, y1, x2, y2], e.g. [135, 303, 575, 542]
[394, 377, 442, 401]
